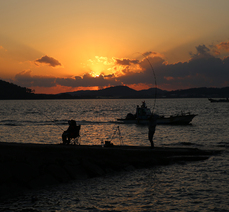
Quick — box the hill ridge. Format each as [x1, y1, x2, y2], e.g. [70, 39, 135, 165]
[1, 79, 229, 99]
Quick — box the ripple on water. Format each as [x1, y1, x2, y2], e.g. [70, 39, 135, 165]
[0, 99, 229, 211]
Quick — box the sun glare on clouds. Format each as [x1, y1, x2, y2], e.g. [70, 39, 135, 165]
[85, 56, 114, 77]
[1, 1, 229, 94]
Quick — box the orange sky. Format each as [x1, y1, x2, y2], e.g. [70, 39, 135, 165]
[1, 0, 229, 94]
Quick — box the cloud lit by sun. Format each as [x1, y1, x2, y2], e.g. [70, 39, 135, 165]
[8, 42, 229, 94]
[84, 54, 152, 80]
[1, 1, 229, 94]
[85, 56, 114, 77]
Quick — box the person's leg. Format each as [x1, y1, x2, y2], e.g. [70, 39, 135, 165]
[62, 134, 66, 144]
[150, 140, 154, 148]
[62, 132, 68, 144]
[148, 131, 153, 147]
[66, 136, 71, 145]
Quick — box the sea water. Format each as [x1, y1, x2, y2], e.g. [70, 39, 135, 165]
[0, 99, 228, 211]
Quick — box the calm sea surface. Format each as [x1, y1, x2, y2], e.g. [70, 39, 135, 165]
[0, 99, 228, 211]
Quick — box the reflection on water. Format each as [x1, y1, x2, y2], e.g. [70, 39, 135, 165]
[1, 152, 228, 211]
[1, 98, 227, 146]
[0, 99, 229, 211]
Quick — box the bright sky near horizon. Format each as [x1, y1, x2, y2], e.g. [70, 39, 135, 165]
[1, 0, 229, 94]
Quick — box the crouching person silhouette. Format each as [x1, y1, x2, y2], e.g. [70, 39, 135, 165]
[62, 120, 80, 145]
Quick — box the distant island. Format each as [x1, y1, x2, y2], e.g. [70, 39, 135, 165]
[1, 79, 229, 99]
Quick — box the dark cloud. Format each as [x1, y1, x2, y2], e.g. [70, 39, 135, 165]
[142, 51, 157, 57]
[155, 47, 229, 88]
[56, 73, 120, 87]
[13, 43, 229, 91]
[35, 55, 61, 67]
[116, 45, 229, 89]
[15, 70, 56, 87]
[196, 45, 210, 55]
[114, 56, 163, 85]
[104, 74, 115, 78]
[14, 71, 120, 89]
[114, 58, 139, 66]
[189, 44, 212, 59]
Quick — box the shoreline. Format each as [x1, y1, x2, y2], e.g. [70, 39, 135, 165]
[0, 142, 221, 201]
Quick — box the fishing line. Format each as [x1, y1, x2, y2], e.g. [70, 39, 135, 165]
[41, 110, 65, 131]
[138, 52, 157, 113]
[34, 102, 65, 132]
[103, 52, 157, 145]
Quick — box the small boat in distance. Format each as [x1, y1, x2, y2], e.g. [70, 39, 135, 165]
[208, 98, 229, 103]
[117, 101, 197, 125]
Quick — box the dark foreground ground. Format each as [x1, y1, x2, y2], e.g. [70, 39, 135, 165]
[0, 142, 221, 201]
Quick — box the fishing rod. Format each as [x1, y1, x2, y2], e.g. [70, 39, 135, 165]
[41, 110, 65, 131]
[34, 102, 65, 131]
[139, 52, 157, 113]
[104, 52, 157, 146]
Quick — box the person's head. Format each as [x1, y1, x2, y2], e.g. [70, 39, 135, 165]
[68, 119, 76, 126]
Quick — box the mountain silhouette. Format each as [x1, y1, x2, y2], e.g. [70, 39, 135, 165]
[0, 79, 35, 99]
[66, 85, 165, 98]
[1, 79, 229, 99]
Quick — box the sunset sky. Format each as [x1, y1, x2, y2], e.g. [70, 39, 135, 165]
[1, 0, 229, 94]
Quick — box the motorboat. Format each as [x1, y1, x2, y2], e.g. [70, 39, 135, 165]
[117, 101, 197, 125]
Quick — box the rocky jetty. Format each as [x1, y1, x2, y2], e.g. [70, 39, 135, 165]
[0, 142, 221, 201]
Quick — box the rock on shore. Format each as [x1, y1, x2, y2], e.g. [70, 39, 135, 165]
[0, 142, 221, 201]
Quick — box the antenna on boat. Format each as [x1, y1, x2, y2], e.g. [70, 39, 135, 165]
[140, 52, 157, 113]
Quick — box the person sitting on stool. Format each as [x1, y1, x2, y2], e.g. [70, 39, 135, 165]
[62, 120, 79, 144]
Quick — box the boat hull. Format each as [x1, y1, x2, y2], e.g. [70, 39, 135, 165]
[117, 114, 197, 125]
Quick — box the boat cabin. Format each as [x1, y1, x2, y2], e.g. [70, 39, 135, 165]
[136, 102, 151, 120]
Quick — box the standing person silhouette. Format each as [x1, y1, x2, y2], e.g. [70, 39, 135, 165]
[148, 114, 158, 148]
